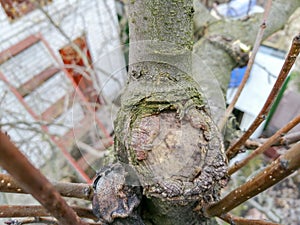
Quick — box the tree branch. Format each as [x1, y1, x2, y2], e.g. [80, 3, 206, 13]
[205, 0, 300, 46]
[226, 33, 300, 159]
[218, 213, 281, 225]
[4, 218, 102, 225]
[278, 131, 300, 146]
[218, 0, 272, 130]
[0, 132, 88, 225]
[247, 198, 280, 223]
[244, 131, 300, 150]
[204, 142, 300, 217]
[0, 205, 97, 220]
[5, 217, 59, 225]
[228, 114, 300, 174]
[193, 0, 300, 93]
[193, 0, 216, 38]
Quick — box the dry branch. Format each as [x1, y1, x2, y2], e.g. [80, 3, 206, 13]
[226, 33, 300, 159]
[205, 142, 300, 217]
[228, 114, 300, 174]
[4, 218, 102, 225]
[218, 0, 272, 130]
[0, 205, 97, 220]
[278, 131, 300, 146]
[5, 217, 59, 225]
[244, 131, 300, 149]
[219, 213, 281, 225]
[0, 132, 88, 225]
[0, 174, 93, 200]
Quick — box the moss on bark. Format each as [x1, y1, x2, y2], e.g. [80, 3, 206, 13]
[114, 1, 228, 224]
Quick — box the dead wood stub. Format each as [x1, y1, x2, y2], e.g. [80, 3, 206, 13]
[92, 162, 144, 224]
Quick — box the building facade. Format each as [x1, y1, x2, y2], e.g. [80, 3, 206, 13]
[0, 0, 126, 186]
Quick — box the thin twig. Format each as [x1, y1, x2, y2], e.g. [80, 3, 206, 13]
[244, 131, 300, 149]
[244, 139, 263, 149]
[5, 218, 101, 225]
[228, 114, 300, 175]
[218, 213, 281, 225]
[212, 2, 224, 19]
[218, 0, 272, 130]
[0, 132, 89, 225]
[0, 205, 97, 220]
[204, 142, 300, 217]
[0, 174, 93, 200]
[0, 90, 7, 105]
[51, 182, 93, 201]
[248, 198, 280, 223]
[76, 141, 109, 158]
[37, 3, 105, 96]
[278, 131, 300, 146]
[5, 217, 58, 225]
[226, 33, 300, 159]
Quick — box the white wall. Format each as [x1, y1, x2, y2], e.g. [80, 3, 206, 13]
[0, 0, 126, 98]
[226, 46, 286, 138]
[0, 0, 126, 169]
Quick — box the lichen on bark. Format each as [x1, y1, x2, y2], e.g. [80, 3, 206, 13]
[92, 1, 300, 224]
[113, 0, 228, 224]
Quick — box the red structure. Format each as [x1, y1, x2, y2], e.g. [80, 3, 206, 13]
[59, 37, 101, 108]
[0, 34, 113, 183]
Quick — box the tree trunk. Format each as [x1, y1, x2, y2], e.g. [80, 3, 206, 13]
[114, 1, 228, 224]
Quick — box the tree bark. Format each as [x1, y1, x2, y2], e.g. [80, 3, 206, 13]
[193, 0, 300, 93]
[114, 1, 228, 224]
[93, 1, 300, 224]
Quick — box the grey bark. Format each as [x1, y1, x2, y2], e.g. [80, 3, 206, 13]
[92, 1, 300, 224]
[113, 1, 228, 224]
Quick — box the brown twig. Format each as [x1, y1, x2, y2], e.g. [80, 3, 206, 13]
[5, 218, 102, 225]
[5, 217, 58, 225]
[244, 131, 300, 150]
[51, 181, 93, 201]
[278, 131, 300, 146]
[228, 114, 300, 175]
[218, 0, 272, 130]
[205, 142, 300, 217]
[0, 205, 97, 220]
[0, 132, 89, 225]
[244, 139, 263, 149]
[218, 213, 281, 225]
[226, 33, 300, 159]
[0, 174, 93, 200]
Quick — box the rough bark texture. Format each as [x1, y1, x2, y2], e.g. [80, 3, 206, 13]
[114, 1, 228, 224]
[92, 1, 300, 224]
[92, 163, 144, 224]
